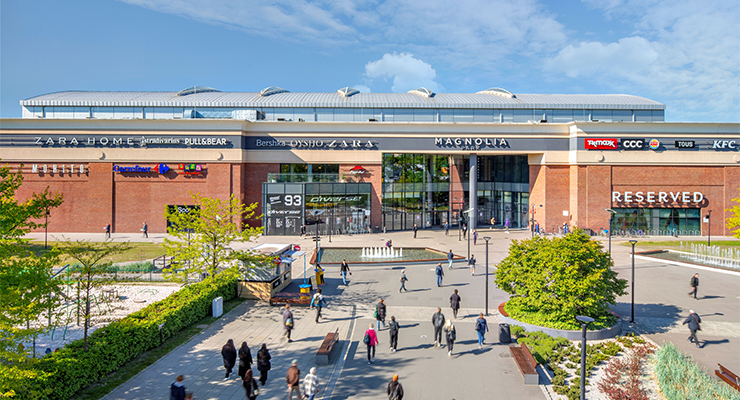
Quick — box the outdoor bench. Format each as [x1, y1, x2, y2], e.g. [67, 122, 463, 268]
[316, 328, 339, 365]
[510, 343, 539, 385]
[269, 293, 311, 306]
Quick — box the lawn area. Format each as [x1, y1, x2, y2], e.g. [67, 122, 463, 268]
[25, 240, 166, 263]
[622, 239, 740, 251]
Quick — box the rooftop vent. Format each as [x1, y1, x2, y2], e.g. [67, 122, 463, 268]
[408, 87, 435, 98]
[337, 87, 360, 97]
[476, 87, 516, 99]
[177, 86, 221, 96]
[260, 86, 289, 97]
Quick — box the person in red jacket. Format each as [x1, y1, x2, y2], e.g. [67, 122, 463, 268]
[364, 324, 379, 364]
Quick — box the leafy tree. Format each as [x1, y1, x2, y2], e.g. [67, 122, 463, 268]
[0, 162, 64, 362]
[495, 229, 628, 330]
[163, 193, 263, 285]
[59, 239, 132, 351]
[727, 188, 740, 238]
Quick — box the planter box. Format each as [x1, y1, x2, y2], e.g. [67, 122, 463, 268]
[498, 303, 622, 340]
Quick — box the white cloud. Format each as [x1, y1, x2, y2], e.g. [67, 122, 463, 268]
[544, 37, 658, 81]
[364, 53, 442, 93]
[353, 84, 371, 93]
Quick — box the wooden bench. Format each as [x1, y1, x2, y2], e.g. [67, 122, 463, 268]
[715, 364, 740, 392]
[510, 343, 539, 385]
[269, 293, 311, 306]
[316, 328, 339, 365]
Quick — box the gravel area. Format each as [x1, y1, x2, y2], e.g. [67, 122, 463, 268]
[23, 283, 181, 355]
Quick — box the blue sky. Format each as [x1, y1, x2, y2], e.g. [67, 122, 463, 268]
[1, 0, 738, 122]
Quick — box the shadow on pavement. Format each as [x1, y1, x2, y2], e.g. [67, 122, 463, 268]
[613, 302, 682, 333]
[698, 338, 729, 348]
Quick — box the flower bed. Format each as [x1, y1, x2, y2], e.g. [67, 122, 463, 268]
[654, 343, 740, 400]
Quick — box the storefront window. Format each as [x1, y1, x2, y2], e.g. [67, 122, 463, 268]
[612, 208, 701, 236]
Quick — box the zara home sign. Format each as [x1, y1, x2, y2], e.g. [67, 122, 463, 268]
[612, 191, 704, 206]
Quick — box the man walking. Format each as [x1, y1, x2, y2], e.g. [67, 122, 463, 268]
[376, 299, 387, 331]
[104, 223, 111, 239]
[444, 221, 450, 236]
[387, 374, 404, 400]
[388, 316, 400, 352]
[302, 367, 320, 400]
[340, 259, 351, 285]
[462, 222, 468, 239]
[683, 309, 702, 347]
[170, 375, 186, 400]
[688, 273, 699, 299]
[447, 250, 454, 270]
[286, 359, 301, 399]
[399, 270, 408, 293]
[468, 254, 476, 276]
[475, 313, 489, 348]
[413, 223, 418, 238]
[141, 222, 148, 238]
[435, 263, 445, 287]
[310, 288, 325, 323]
[432, 307, 446, 348]
[450, 289, 461, 319]
[473, 229, 478, 245]
[282, 304, 294, 342]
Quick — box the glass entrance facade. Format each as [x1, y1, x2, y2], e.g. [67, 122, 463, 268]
[610, 208, 701, 236]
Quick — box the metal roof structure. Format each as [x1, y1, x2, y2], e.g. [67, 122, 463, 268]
[21, 89, 665, 110]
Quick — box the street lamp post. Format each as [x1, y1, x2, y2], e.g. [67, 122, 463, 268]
[605, 209, 616, 254]
[629, 239, 638, 323]
[458, 217, 463, 241]
[483, 237, 491, 316]
[706, 210, 712, 246]
[576, 315, 595, 400]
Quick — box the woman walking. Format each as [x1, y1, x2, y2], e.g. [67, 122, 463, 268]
[242, 369, 259, 400]
[444, 319, 457, 357]
[256, 344, 271, 386]
[238, 341, 253, 380]
[364, 324, 379, 364]
[475, 313, 489, 349]
[221, 339, 237, 379]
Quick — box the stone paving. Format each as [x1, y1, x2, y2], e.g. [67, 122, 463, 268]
[25, 228, 740, 399]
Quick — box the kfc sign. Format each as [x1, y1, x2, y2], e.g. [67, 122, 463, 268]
[585, 138, 618, 150]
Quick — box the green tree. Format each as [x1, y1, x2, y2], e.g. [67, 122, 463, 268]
[163, 193, 263, 285]
[60, 239, 132, 351]
[495, 229, 628, 330]
[727, 188, 740, 238]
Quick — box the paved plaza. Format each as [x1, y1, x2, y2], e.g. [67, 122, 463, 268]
[27, 228, 740, 399]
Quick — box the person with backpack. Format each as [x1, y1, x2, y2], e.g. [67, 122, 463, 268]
[387, 374, 404, 400]
[310, 288, 326, 323]
[388, 316, 400, 352]
[170, 375, 186, 400]
[376, 299, 387, 331]
[432, 308, 446, 348]
[237, 341, 253, 380]
[364, 324, 379, 364]
[399, 270, 408, 293]
[436, 263, 445, 287]
[682, 309, 702, 348]
[688, 273, 699, 299]
[221, 339, 237, 379]
[256, 344, 271, 386]
[282, 304, 295, 342]
[242, 369, 259, 400]
[444, 319, 457, 357]
[447, 250, 454, 270]
[468, 254, 476, 276]
[449, 289, 461, 319]
[475, 313, 489, 349]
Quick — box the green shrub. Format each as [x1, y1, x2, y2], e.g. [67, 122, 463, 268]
[510, 324, 526, 338]
[1, 274, 238, 400]
[112, 261, 154, 272]
[516, 330, 569, 364]
[655, 343, 740, 400]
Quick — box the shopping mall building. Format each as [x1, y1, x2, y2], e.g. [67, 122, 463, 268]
[1, 86, 738, 236]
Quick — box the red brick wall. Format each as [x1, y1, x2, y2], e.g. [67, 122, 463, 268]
[243, 163, 279, 227]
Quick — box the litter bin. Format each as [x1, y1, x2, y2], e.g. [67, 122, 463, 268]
[498, 323, 511, 343]
[299, 284, 311, 300]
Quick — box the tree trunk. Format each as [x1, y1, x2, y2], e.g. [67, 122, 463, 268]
[84, 297, 90, 351]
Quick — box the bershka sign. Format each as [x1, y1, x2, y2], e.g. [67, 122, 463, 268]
[585, 138, 618, 150]
[612, 191, 705, 206]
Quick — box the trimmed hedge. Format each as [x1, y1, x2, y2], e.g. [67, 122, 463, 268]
[654, 342, 740, 400]
[1, 275, 237, 400]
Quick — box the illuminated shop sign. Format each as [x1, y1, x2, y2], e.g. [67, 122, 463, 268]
[648, 139, 660, 150]
[612, 191, 705, 206]
[675, 141, 695, 148]
[28, 135, 231, 148]
[178, 164, 205, 175]
[621, 139, 645, 150]
[349, 165, 367, 174]
[434, 137, 509, 150]
[255, 139, 377, 149]
[712, 140, 737, 149]
[585, 138, 618, 150]
[113, 164, 170, 174]
[30, 164, 87, 174]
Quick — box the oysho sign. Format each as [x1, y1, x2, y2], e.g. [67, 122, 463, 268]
[612, 191, 705, 206]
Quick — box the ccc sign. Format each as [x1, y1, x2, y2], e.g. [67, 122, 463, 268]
[621, 139, 645, 150]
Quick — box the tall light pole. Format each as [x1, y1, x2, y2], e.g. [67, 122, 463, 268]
[483, 236, 491, 316]
[629, 239, 637, 323]
[705, 210, 712, 246]
[463, 208, 472, 261]
[576, 315, 594, 400]
[605, 209, 616, 254]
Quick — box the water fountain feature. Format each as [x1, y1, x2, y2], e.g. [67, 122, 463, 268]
[642, 242, 740, 271]
[361, 246, 403, 258]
